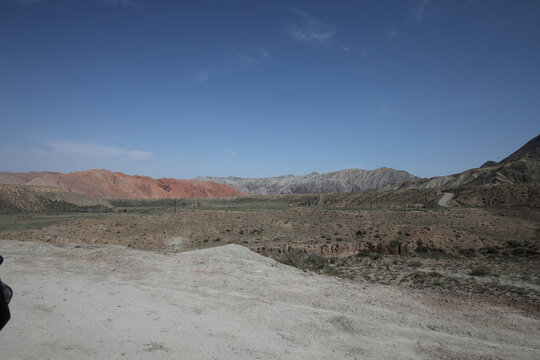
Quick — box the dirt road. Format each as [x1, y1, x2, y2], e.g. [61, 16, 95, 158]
[0, 239, 538, 359]
[438, 192, 454, 207]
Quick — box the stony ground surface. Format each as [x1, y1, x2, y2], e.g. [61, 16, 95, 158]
[1, 239, 539, 360]
[1, 205, 538, 303]
[2, 207, 538, 256]
[329, 251, 540, 305]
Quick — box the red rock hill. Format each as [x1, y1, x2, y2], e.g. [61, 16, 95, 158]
[0, 169, 246, 199]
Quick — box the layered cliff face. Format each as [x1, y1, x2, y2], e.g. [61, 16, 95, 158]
[195, 167, 420, 195]
[0, 169, 245, 199]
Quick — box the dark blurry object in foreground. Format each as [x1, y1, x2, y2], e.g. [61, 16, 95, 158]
[0, 255, 12, 331]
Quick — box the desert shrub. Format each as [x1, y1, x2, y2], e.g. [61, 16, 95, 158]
[389, 240, 402, 248]
[356, 250, 371, 257]
[274, 250, 332, 273]
[470, 266, 491, 276]
[459, 248, 477, 258]
[512, 247, 526, 255]
[371, 253, 382, 260]
[323, 266, 341, 276]
[412, 272, 427, 284]
[433, 279, 444, 287]
[428, 271, 443, 277]
[506, 240, 521, 248]
[305, 253, 327, 271]
[409, 261, 422, 268]
[275, 249, 305, 268]
[415, 245, 447, 259]
[483, 246, 498, 254]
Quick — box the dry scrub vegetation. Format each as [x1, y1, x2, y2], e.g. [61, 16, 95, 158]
[1, 185, 539, 310]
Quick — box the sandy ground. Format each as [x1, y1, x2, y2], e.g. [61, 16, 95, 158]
[0, 239, 539, 360]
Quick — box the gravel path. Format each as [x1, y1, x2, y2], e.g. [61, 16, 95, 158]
[0, 240, 538, 359]
[438, 192, 454, 207]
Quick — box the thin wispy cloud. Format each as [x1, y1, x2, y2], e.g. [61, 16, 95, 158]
[46, 141, 153, 160]
[255, 48, 270, 59]
[0, 141, 153, 173]
[15, 0, 140, 9]
[359, 49, 374, 58]
[384, 25, 398, 39]
[409, 0, 430, 23]
[338, 45, 373, 59]
[192, 48, 269, 86]
[226, 150, 237, 160]
[235, 51, 257, 64]
[285, 9, 336, 47]
[236, 48, 271, 64]
[99, 0, 141, 10]
[193, 70, 215, 84]
[100, 0, 132, 4]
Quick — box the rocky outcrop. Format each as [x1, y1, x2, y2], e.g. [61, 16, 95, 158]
[384, 134, 540, 191]
[195, 167, 419, 195]
[0, 170, 245, 199]
[499, 133, 540, 164]
[480, 161, 497, 168]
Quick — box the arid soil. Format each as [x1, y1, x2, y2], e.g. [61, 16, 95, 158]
[1, 185, 539, 358]
[2, 203, 538, 305]
[4, 207, 536, 255]
[1, 240, 539, 359]
[451, 183, 540, 208]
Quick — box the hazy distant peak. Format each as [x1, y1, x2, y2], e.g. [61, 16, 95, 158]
[194, 168, 419, 195]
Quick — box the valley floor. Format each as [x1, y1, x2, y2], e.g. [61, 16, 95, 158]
[1, 204, 538, 304]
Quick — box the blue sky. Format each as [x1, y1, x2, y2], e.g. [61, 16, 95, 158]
[1, 0, 539, 179]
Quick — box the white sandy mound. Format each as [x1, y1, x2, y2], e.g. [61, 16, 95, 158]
[0, 239, 538, 360]
[183, 243, 277, 263]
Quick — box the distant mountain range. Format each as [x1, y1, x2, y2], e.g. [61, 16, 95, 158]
[0, 167, 419, 199]
[195, 167, 420, 195]
[384, 134, 540, 190]
[1, 134, 537, 198]
[0, 169, 245, 199]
